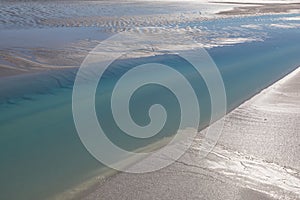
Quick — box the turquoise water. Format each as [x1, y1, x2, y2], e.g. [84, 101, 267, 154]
[1, 15, 300, 199]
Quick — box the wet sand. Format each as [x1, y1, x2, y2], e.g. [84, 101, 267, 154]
[80, 67, 300, 200]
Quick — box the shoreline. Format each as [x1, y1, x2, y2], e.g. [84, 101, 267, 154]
[2, 66, 299, 200]
[78, 67, 300, 200]
[49, 66, 300, 200]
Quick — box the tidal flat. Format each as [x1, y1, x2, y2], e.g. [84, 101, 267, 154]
[0, 1, 300, 200]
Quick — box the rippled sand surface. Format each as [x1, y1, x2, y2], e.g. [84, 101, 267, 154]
[0, 0, 236, 29]
[0, 1, 233, 77]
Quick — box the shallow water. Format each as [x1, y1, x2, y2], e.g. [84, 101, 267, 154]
[0, 27, 109, 49]
[1, 9, 300, 200]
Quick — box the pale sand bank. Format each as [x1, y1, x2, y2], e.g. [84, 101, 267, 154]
[80, 67, 300, 200]
[218, 3, 300, 15]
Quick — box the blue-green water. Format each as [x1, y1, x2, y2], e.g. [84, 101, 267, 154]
[1, 15, 300, 200]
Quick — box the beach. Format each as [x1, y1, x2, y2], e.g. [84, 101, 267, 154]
[0, 1, 300, 200]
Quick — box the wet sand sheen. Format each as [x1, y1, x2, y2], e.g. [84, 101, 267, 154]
[81, 67, 300, 200]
